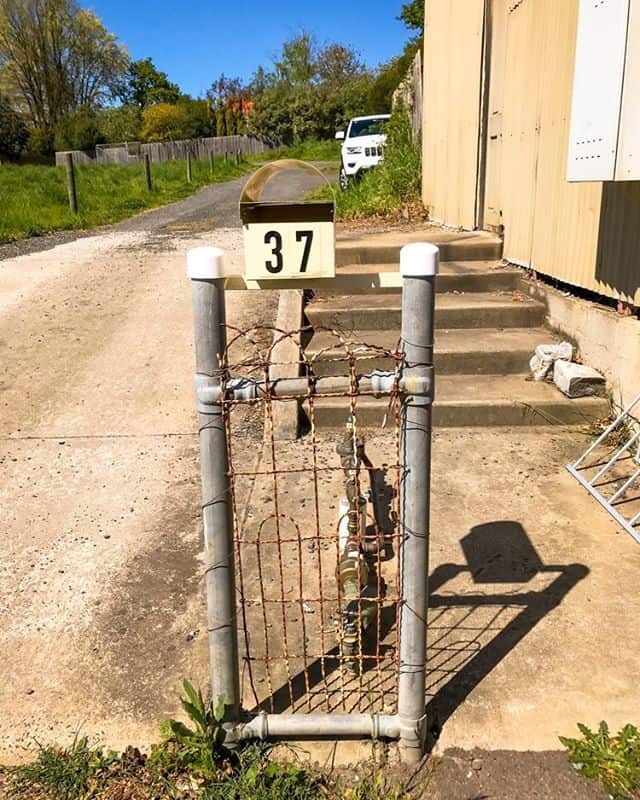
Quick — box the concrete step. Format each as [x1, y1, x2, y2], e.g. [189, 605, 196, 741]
[306, 375, 609, 429]
[322, 260, 522, 294]
[336, 228, 503, 266]
[306, 327, 552, 376]
[306, 292, 545, 331]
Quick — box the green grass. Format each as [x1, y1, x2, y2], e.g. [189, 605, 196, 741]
[4, 681, 415, 799]
[306, 111, 422, 221]
[0, 155, 254, 244]
[269, 139, 341, 162]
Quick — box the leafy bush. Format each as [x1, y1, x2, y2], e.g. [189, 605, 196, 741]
[0, 95, 29, 159]
[308, 106, 422, 219]
[560, 721, 640, 800]
[54, 107, 105, 151]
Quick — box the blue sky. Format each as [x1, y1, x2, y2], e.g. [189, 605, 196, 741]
[89, 0, 412, 97]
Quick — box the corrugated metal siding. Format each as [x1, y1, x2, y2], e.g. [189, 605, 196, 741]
[422, 0, 485, 230]
[423, 0, 640, 304]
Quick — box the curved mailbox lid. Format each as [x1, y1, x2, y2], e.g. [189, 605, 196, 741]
[240, 159, 336, 280]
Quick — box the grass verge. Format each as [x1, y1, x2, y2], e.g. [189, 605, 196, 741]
[2, 682, 415, 800]
[269, 139, 341, 162]
[0, 156, 254, 244]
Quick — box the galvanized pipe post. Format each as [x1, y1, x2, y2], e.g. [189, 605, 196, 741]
[187, 247, 241, 720]
[397, 242, 439, 763]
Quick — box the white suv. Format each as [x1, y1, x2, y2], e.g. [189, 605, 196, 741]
[335, 114, 390, 190]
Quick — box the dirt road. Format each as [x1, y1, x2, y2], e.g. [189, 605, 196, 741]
[0, 170, 321, 760]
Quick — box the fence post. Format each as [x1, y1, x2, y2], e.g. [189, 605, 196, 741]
[397, 242, 439, 763]
[187, 247, 241, 720]
[209, 152, 214, 175]
[144, 153, 152, 191]
[186, 151, 193, 183]
[224, 151, 228, 164]
[235, 150, 240, 165]
[64, 152, 78, 214]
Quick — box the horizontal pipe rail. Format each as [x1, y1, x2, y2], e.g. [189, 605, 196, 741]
[196, 370, 433, 409]
[235, 713, 400, 741]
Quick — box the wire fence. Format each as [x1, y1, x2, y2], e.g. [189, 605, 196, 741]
[220, 324, 407, 716]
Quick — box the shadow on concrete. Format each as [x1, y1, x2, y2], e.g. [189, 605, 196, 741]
[425, 521, 588, 748]
[258, 520, 588, 732]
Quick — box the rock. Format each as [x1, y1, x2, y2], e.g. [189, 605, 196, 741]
[553, 359, 606, 398]
[472, 757, 483, 771]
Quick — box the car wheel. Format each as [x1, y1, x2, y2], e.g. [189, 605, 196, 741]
[339, 166, 350, 191]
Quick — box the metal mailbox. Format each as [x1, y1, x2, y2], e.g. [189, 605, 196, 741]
[240, 159, 335, 281]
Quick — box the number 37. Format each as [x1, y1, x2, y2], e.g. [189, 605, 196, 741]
[264, 230, 313, 274]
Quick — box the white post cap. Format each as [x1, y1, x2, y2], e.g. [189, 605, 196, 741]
[187, 247, 226, 280]
[400, 242, 440, 277]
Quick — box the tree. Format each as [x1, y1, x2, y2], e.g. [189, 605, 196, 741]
[317, 43, 366, 86]
[54, 105, 103, 150]
[98, 104, 142, 143]
[0, 0, 128, 137]
[138, 97, 212, 143]
[398, 0, 424, 34]
[0, 93, 27, 157]
[122, 57, 180, 108]
[274, 32, 317, 86]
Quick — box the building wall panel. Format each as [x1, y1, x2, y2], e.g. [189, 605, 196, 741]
[422, 0, 485, 229]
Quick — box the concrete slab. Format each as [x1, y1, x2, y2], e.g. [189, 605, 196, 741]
[306, 292, 546, 331]
[222, 427, 640, 753]
[309, 375, 609, 428]
[322, 260, 522, 293]
[335, 228, 503, 266]
[307, 327, 557, 376]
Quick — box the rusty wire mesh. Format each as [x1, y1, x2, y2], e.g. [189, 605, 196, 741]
[219, 324, 405, 716]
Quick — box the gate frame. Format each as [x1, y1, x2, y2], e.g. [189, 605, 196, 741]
[187, 242, 439, 762]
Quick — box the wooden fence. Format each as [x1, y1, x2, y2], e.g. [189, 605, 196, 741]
[56, 134, 273, 167]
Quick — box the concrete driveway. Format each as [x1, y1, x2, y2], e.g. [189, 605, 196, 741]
[0, 167, 638, 769]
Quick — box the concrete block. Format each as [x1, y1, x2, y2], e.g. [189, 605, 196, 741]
[553, 359, 606, 398]
[270, 289, 304, 440]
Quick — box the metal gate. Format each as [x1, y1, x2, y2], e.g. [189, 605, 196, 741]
[187, 242, 438, 761]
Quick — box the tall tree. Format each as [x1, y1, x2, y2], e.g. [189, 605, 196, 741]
[0, 0, 128, 130]
[274, 32, 317, 85]
[398, 0, 424, 34]
[123, 57, 180, 108]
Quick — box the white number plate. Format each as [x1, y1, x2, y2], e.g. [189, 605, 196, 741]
[243, 221, 335, 280]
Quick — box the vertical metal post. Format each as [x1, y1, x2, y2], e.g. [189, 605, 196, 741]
[397, 242, 439, 763]
[64, 152, 78, 214]
[144, 153, 152, 191]
[186, 151, 193, 183]
[187, 247, 240, 719]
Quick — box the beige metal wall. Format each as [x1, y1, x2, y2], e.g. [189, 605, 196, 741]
[422, 0, 640, 305]
[422, 0, 485, 230]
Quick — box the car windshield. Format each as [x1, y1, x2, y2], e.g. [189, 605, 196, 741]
[348, 118, 388, 138]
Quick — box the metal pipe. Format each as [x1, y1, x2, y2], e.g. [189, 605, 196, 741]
[397, 243, 438, 763]
[572, 392, 640, 468]
[196, 372, 433, 407]
[188, 247, 241, 720]
[591, 429, 640, 484]
[236, 713, 400, 741]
